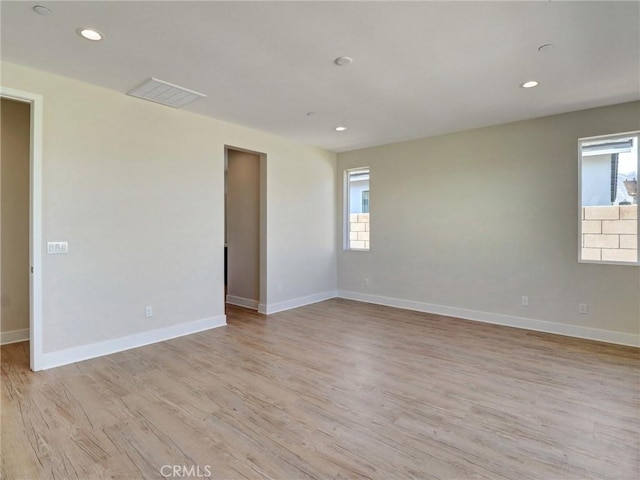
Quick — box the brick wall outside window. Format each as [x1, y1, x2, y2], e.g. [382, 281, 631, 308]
[582, 205, 638, 262]
[349, 213, 370, 250]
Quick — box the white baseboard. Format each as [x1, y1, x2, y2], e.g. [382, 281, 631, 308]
[0, 328, 30, 346]
[259, 290, 337, 315]
[338, 290, 640, 347]
[226, 295, 259, 310]
[40, 315, 227, 370]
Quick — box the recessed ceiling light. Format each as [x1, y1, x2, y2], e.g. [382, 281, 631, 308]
[77, 28, 104, 41]
[334, 56, 353, 66]
[335, 126, 347, 132]
[538, 44, 553, 53]
[32, 5, 52, 15]
[306, 112, 315, 116]
[520, 80, 539, 89]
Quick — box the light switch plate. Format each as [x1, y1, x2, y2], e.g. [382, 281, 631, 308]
[47, 241, 68, 254]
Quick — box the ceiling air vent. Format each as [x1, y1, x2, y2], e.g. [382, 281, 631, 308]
[127, 77, 206, 108]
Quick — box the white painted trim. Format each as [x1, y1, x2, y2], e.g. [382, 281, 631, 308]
[259, 290, 337, 315]
[226, 295, 259, 310]
[0, 87, 44, 371]
[40, 315, 227, 370]
[0, 328, 30, 346]
[338, 291, 640, 347]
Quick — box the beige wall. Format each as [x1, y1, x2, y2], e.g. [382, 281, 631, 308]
[1, 98, 30, 336]
[338, 101, 640, 336]
[227, 149, 260, 304]
[1, 62, 337, 355]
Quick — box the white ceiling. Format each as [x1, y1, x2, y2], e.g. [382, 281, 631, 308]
[2, 1, 639, 152]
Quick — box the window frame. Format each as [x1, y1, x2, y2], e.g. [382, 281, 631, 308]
[578, 131, 639, 266]
[344, 166, 370, 251]
[362, 190, 370, 214]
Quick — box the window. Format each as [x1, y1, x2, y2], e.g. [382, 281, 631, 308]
[345, 167, 370, 250]
[579, 132, 638, 264]
[362, 190, 370, 213]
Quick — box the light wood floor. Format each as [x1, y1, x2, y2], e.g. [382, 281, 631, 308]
[2, 299, 638, 480]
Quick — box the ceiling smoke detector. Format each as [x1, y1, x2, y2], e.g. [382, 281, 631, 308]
[334, 56, 353, 66]
[127, 78, 207, 108]
[32, 5, 52, 15]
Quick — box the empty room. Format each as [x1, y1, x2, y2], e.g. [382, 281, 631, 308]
[1, 1, 638, 479]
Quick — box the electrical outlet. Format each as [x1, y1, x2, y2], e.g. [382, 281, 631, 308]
[145, 306, 153, 318]
[521, 296, 529, 307]
[579, 303, 588, 314]
[277, 284, 283, 293]
[364, 278, 370, 286]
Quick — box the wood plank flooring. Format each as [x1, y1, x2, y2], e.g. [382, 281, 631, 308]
[1, 299, 638, 479]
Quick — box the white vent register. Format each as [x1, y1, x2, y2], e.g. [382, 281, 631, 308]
[127, 78, 206, 108]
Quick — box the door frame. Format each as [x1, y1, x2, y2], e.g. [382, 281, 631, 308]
[1, 86, 44, 371]
[224, 145, 267, 311]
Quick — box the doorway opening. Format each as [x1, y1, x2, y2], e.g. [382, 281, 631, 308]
[224, 146, 266, 312]
[0, 87, 43, 371]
